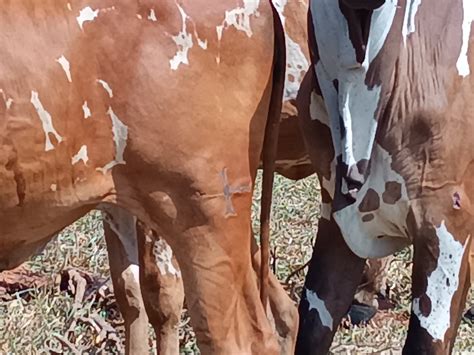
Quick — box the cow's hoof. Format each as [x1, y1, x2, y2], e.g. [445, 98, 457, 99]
[347, 303, 377, 326]
[464, 306, 474, 321]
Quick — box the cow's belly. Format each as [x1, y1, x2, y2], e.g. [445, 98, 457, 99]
[334, 144, 412, 258]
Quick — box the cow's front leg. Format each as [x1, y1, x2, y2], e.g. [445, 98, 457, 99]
[296, 217, 366, 355]
[404, 214, 472, 355]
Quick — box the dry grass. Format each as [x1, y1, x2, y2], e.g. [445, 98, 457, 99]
[0, 172, 472, 353]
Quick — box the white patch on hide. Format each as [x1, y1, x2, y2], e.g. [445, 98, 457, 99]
[50, 184, 57, 192]
[334, 144, 410, 258]
[97, 107, 128, 174]
[413, 221, 468, 341]
[284, 35, 309, 100]
[311, 0, 397, 167]
[56, 55, 72, 82]
[272, 0, 309, 100]
[0, 89, 13, 110]
[168, 3, 208, 69]
[148, 9, 158, 22]
[305, 287, 333, 330]
[272, 0, 288, 26]
[169, 3, 193, 70]
[457, 0, 474, 77]
[77, 6, 99, 30]
[127, 264, 140, 283]
[30, 91, 63, 151]
[97, 79, 113, 98]
[402, 0, 422, 45]
[82, 101, 91, 119]
[217, 0, 261, 40]
[153, 238, 181, 278]
[71, 145, 88, 165]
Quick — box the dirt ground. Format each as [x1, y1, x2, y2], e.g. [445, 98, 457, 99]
[0, 173, 472, 354]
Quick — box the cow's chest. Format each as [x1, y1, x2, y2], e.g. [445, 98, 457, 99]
[333, 144, 412, 258]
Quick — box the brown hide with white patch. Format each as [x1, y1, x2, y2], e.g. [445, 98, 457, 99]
[0, 1, 282, 353]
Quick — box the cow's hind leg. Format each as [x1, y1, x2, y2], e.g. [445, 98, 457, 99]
[404, 214, 472, 355]
[143, 171, 279, 354]
[103, 207, 149, 355]
[295, 218, 366, 355]
[136, 224, 184, 355]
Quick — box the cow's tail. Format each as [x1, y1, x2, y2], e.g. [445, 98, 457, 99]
[260, 2, 286, 309]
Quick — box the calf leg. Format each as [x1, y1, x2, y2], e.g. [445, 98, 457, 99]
[136, 224, 184, 355]
[296, 218, 366, 355]
[404, 215, 472, 355]
[103, 207, 149, 355]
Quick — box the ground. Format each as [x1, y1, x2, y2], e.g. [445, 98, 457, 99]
[0, 173, 472, 354]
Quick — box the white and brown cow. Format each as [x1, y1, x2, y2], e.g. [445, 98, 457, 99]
[0, 1, 289, 353]
[296, 0, 473, 354]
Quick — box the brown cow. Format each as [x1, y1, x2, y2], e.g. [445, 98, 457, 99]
[0, 1, 395, 353]
[0, 1, 287, 353]
[295, 0, 474, 354]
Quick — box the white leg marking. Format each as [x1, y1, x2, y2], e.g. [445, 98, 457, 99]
[56, 55, 72, 83]
[30, 91, 63, 151]
[305, 287, 333, 330]
[77, 6, 99, 30]
[402, 0, 422, 45]
[126, 264, 140, 283]
[0, 89, 13, 110]
[148, 9, 158, 22]
[457, 0, 474, 77]
[96, 79, 113, 98]
[97, 107, 128, 174]
[153, 239, 181, 278]
[71, 145, 88, 165]
[82, 101, 91, 119]
[412, 221, 468, 341]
